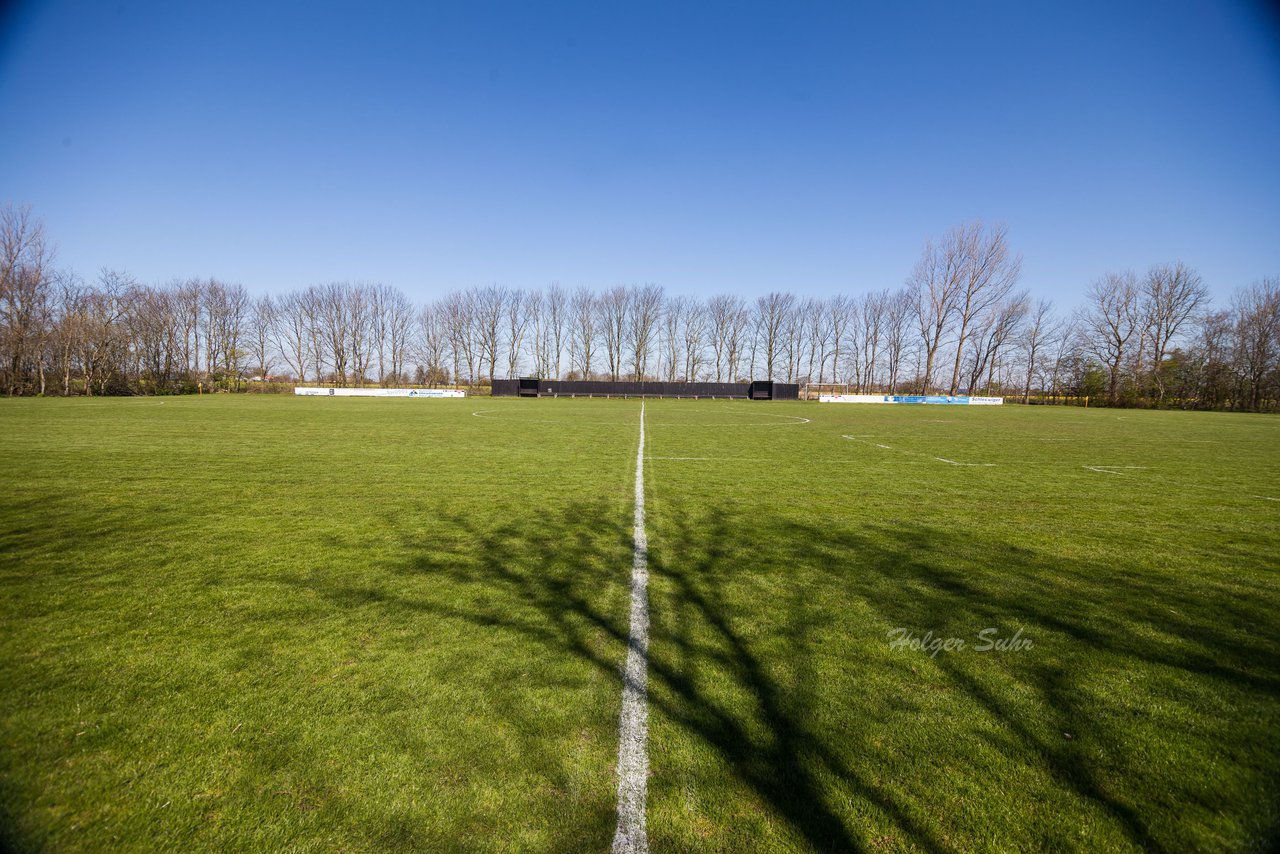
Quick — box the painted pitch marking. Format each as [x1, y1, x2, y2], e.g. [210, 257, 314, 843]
[841, 435, 995, 468]
[612, 402, 650, 854]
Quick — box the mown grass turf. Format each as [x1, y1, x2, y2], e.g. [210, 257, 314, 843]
[1, 396, 639, 851]
[640, 401, 1280, 852]
[2, 397, 1279, 852]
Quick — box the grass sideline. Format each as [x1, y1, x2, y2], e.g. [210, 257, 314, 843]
[2, 396, 1279, 851]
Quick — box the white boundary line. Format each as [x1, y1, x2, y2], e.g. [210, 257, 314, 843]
[612, 402, 649, 854]
[1083, 466, 1125, 476]
[840, 434, 996, 468]
[838, 435, 1275, 504]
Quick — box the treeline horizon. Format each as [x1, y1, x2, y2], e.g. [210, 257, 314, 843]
[2, 204, 1277, 410]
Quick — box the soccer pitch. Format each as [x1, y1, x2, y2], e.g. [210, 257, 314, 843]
[2, 396, 1278, 851]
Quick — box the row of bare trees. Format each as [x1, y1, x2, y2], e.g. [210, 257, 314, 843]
[2, 205, 1277, 409]
[1075, 268, 1279, 409]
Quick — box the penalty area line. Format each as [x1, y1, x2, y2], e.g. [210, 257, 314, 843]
[612, 401, 650, 854]
[841, 435, 996, 468]
[1083, 465, 1148, 475]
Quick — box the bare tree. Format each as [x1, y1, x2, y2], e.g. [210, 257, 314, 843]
[506, 288, 532, 378]
[658, 295, 705, 381]
[599, 286, 628, 381]
[79, 271, 129, 395]
[1143, 262, 1209, 402]
[882, 288, 913, 394]
[533, 288, 564, 379]
[369, 284, 390, 383]
[275, 289, 315, 382]
[200, 279, 223, 377]
[707, 293, 745, 382]
[0, 204, 55, 395]
[1231, 278, 1280, 411]
[1045, 317, 1079, 401]
[947, 222, 1022, 395]
[50, 274, 87, 395]
[682, 298, 708, 381]
[783, 298, 807, 382]
[726, 299, 749, 382]
[249, 295, 276, 385]
[196, 279, 249, 386]
[316, 282, 351, 385]
[801, 300, 827, 383]
[441, 290, 476, 385]
[753, 292, 794, 380]
[844, 297, 864, 387]
[220, 283, 249, 388]
[417, 301, 449, 385]
[963, 291, 1028, 394]
[627, 284, 663, 380]
[1019, 299, 1059, 403]
[908, 230, 965, 393]
[1145, 262, 1208, 370]
[826, 295, 854, 386]
[660, 295, 683, 381]
[175, 278, 203, 376]
[348, 283, 376, 386]
[474, 285, 507, 383]
[568, 286, 597, 378]
[302, 286, 325, 383]
[380, 285, 414, 385]
[1191, 310, 1233, 408]
[122, 283, 178, 392]
[545, 284, 567, 380]
[857, 290, 887, 390]
[369, 283, 409, 384]
[1080, 272, 1141, 404]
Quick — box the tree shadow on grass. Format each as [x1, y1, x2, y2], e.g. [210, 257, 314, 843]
[645, 505, 940, 853]
[736, 509, 1280, 853]
[287, 497, 1280, 853]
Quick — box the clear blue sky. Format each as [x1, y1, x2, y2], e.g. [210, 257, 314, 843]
[2, 0, 1277, 307]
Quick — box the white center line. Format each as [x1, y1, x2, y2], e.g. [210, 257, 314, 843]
[612, 402, 650, 854]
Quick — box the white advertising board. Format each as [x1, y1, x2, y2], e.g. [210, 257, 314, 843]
[819, 394, 891, 403]
[294, 387, 466, 398]
[819, 394, 1004, 405]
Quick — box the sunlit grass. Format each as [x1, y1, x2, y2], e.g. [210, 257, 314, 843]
[2, 397, 1278, 851]
[1, 396, 638, 852]
[642, 401, 1280, 852]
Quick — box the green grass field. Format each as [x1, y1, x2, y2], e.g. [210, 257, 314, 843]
[2, 396, 1278, 852]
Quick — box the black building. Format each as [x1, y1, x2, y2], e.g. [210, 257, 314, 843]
[491, 379, 799, 400]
